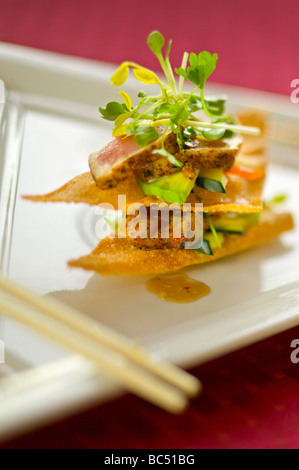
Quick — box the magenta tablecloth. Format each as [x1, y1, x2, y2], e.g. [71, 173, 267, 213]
[0, 0, 299, 449]
[0, 0, 298, 95]
[2, 326, 299, 449]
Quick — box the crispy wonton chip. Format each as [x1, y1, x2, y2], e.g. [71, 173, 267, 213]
[23, 111, 267, 214]
[23, 170, 265, 213]
[68, 211, 294, 275]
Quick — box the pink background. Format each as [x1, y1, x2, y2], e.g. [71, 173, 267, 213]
[1, 0, 299, 449]
[0, 0, 298, 95]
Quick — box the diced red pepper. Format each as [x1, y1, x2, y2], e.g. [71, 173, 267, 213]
[227, 165, 265, 181]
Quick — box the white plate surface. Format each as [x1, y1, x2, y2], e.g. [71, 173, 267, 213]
[0, 42, 298, 440]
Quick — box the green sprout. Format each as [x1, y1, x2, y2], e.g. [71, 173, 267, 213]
[99, 31, 261, 167]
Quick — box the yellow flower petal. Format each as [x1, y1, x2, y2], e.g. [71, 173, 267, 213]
[112, 124, 127, 137]
[114, 113, 129, 127]
[132, 66, 159, 85]
[119, 91, 132, 110]
[110, 63, 129, 87]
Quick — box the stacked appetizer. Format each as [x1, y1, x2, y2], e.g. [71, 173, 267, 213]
[25, 32, 294, 275]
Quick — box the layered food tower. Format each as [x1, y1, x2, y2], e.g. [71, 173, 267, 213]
[25, 32, 294, 275]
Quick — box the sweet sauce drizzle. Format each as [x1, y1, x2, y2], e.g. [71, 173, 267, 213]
[146, 273, 211, 303]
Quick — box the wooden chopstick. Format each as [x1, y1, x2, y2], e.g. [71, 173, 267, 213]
[0, 274, 200, 397]
[0, 296, 186, 413]
[0, 274, 202, 412]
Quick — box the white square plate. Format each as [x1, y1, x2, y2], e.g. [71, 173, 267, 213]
[0, 43, 298, 440]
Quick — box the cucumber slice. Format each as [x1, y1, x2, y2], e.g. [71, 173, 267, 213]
[196, 239, 213, 256]
[212, 213, 260, 234]
[137, 170, 198, 204]
[204, 231, 225, 250]
[196, 169, 228, 194]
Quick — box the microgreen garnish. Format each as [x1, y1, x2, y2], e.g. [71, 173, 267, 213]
[201, 128, 226, 141]
[152, 149, 183, 168]
[175, 51, 218, 89]
[268, 194, 288, 205]
[127, 125, 159, 148]
[264, 193, 288, 210]
[99, 101, 129, 121]
[99, 31, 261, 166]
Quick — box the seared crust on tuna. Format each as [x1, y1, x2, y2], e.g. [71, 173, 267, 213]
[89, 126, 242, 188]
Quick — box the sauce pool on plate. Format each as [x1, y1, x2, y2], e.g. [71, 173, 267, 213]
[146, 273, 211, 303]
